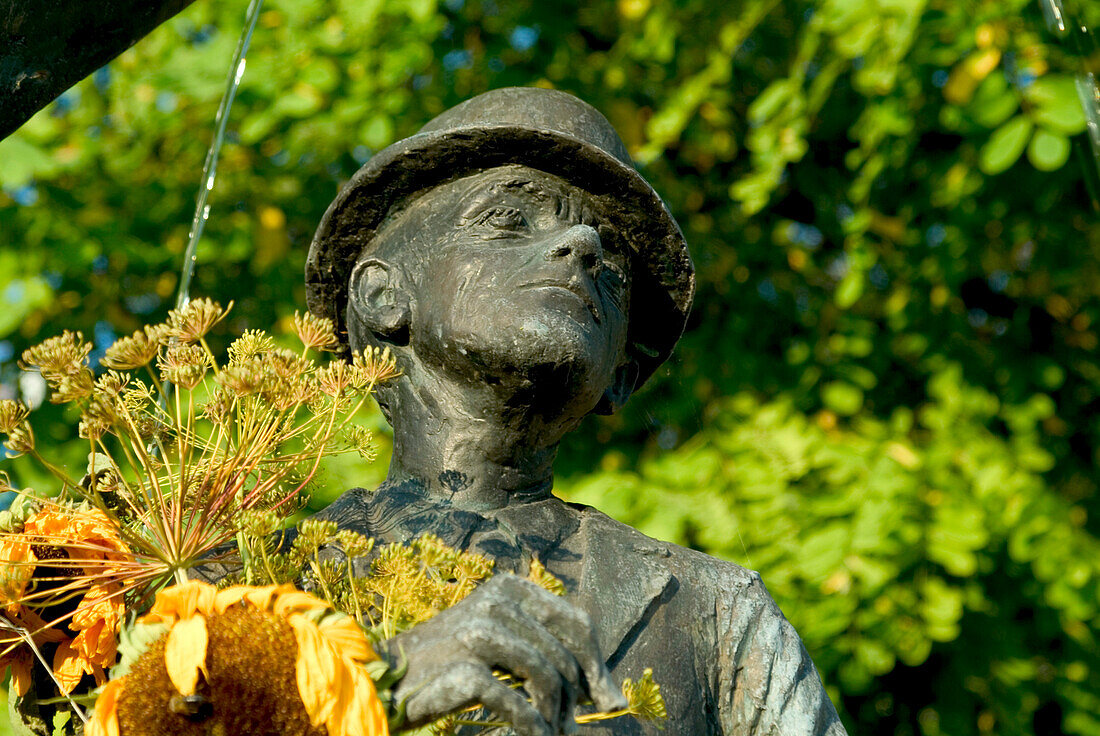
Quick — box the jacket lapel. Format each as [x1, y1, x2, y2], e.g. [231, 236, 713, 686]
[572, 509, 673, 664]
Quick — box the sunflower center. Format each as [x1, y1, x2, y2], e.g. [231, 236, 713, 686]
[116, 607, 326, 736]
[28, 543, 86, 625]
[30, 543, 84, 580]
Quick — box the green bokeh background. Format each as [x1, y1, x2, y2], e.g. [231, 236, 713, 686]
[2, 0, 1099, 733]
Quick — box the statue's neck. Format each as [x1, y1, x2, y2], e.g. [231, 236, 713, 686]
[384, 437, 557, 511]
[382, 373, 562, 511]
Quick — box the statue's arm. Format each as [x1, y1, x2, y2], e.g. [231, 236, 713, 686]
[715, 570, 848, 736]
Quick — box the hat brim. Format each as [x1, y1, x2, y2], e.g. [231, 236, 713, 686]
[306, 123, 694, 389]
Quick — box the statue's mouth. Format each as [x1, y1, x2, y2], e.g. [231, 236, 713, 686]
[521, 279, 602, 324]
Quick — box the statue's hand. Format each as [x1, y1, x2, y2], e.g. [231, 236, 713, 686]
[381, 574, 626, 736]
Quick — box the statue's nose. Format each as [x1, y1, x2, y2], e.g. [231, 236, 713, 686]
[544, 224, 603, 275]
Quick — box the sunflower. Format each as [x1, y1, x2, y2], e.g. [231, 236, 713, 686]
[87, 580, 388, 736]
[0, 507, 130, 696]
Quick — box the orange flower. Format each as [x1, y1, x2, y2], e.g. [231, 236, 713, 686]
[0, 507, 130, 695]
[87, 581, 388, 736]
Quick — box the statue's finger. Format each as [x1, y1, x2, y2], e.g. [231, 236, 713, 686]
[457, 618, 563, 732]
[402, 662, 552, 736]
[478, 585, 583, 732]
[488, 575, 627, 712]
[560, 674, 580, 735]
[485, 595, 583, 690]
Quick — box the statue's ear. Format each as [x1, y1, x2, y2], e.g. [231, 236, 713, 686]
[593, 359, 639, 416]
[348, 257, 412, 345]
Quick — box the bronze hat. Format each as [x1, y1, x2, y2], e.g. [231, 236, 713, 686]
[305, 86, 694, 389]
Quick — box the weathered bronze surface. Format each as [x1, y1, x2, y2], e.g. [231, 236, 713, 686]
[0, 0, 197, 140]
[308, 87, 847, 735]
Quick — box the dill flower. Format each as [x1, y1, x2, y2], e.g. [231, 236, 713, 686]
[316, 361, 354, 397]
[620, 669, 667, 721]
[166, 298, 232, 344]
[4, 424, 35, 456]
[52, 369, 96, 403]
[341, 425, 376, 460]
[0, 507, 131, 696]
[200, 388, 234, 426]
[102, 325, 171, 370]
[22, 332, 96, 404]
[87, 581, 387, 736]
[0, 400, 29, 434]
[81, 371, 131, 437]
[294, 311, 340, 353]
[351, 347, 401, 389]
[216, 357, 267, 396]
[21, 331, 92, 377]
[157, 344, 210, 390]
[227, 329, 275, 364]
[265, 348, 311, 381]
[358, 536, 494, 636]
[0, 403, 33, 456]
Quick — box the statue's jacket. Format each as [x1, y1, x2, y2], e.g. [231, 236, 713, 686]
[319, 485, 848, 736]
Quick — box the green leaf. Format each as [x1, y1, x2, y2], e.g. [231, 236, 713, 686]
[836, 272, 865, 308]
[979, 116, 1033, 174]
[855, 638, 896, 675]
[969, 73, 1019, 128]
[1027, 128, 1071, 171]
[748, 80, 794, 125]
[0, 274, 52, 339]
[822, 381, 864, 415]
[0, 137, 60, 188]
[51, 710, 70, 736]
[360, 115, 395, 150]
[1027, 74, 1088, 134]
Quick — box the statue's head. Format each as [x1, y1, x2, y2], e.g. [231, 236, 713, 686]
[306, 88, 693, 434]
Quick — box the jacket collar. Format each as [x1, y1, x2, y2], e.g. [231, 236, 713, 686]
[571, 508, 674, 664]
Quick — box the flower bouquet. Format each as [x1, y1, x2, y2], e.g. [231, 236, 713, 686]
[0, 300, 664, 736]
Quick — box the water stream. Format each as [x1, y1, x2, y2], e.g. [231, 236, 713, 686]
[174, 0, 265, 311]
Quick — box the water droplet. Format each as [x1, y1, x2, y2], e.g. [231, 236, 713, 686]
[1040, 0, 1066, 34]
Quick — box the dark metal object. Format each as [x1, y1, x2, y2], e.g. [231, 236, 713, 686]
[309, 87, 845, 735]
[0, 0, 197, 140]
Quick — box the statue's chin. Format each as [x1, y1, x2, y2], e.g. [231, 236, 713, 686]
[423, 322, 607, 416]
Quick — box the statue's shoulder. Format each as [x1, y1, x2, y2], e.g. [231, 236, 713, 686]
[569, 503, 770, 605]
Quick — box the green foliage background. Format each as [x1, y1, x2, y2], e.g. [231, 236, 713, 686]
[2, 0, 1099, 733]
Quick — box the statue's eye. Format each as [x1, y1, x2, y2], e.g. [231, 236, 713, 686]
[599, 259, 628, 309]
[473, 206, 527, 233]
[603, 260, 627, 283]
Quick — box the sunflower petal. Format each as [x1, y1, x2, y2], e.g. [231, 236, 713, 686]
[9, 651, 33, 697]
[273, 589, 330, 617]
[241, 584, 284, 611]
[317, 615, 377, 663]
[324, 663, 358, 736]
[72, 618, 105, 660]
[86, 677, 124, 736]
[72, 582, 123, 630]
[289, 614, 340, 727]
[144, 580, 217, 624]
[52, 641, 88, 694]
[212, 585, 253, 613]
[165, 614, 208, 695]
[336, 668, 388, 736]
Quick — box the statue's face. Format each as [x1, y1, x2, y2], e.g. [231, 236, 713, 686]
[365, 165, 633, 419]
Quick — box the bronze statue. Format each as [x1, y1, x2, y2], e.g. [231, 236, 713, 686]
[305, 87, 846, 736]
